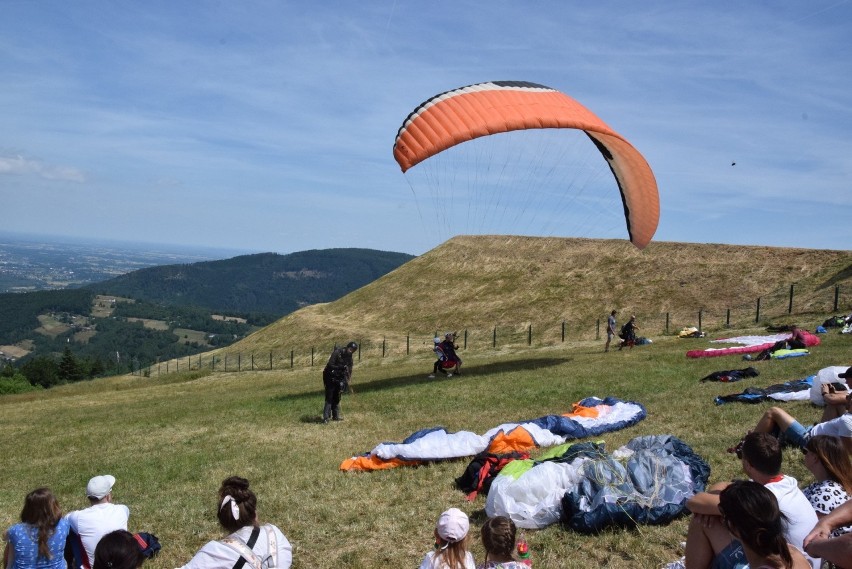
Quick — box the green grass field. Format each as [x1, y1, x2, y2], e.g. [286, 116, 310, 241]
[1, 326, 849, 568]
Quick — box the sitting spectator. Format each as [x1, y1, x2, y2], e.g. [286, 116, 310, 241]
[801, 435, 852, 536]
[3, 487, 71, 569]
[477, 516, 527, 569]
[803, 499, 852, 567]
[419, 508, 475, 569]
[178, 476, 292, 569]
[66, 475, 130, 569]
[718, 480, 811, 568]
[92, 530, 144, 569]
[755, 325, 809, 360]
[744, 382, 852, 454]
[684, 432, 818, 569]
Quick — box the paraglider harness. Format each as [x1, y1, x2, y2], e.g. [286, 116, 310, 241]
[328, 365, 350, 393]
[456, 450, 530, 501]
[618, 321, 637, 347]
[434, 343, 455, 369]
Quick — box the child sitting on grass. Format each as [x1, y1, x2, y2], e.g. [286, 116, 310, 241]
[419, 508, 475, 569]
[477, 516, 530, 568]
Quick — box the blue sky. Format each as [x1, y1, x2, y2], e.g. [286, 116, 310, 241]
[2, 1, 851, 255]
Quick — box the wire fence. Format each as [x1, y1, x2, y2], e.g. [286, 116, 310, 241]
[136, 283, 850, 377]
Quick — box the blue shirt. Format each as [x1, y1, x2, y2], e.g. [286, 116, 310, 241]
[6, 517, 71, 569]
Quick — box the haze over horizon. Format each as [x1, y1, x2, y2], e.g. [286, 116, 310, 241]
[2, 2, 851, 256]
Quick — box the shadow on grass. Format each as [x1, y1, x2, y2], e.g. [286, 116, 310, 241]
[272, 357, 573, 403]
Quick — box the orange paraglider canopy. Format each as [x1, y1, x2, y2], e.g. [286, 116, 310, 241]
[392, 81, 659, 249]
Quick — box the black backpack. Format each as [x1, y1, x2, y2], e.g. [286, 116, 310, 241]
[133, 532, 162, 559]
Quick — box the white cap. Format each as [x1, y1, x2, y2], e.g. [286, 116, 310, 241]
[86, 475, 116, 499]
[436, 508, 469, 543]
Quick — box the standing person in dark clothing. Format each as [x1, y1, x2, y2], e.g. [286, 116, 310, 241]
[322, 341, 357, 423]
[441, 332, 462, 375]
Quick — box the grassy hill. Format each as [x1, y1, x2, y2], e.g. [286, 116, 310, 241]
[212, 236, 852, 356]
[1, 236, 851, 569]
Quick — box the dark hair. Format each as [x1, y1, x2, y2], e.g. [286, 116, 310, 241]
[481, 516, 516, 560]
[806, 435, 852, 494]
[217, 476, 257, 533]
[20, 487, 63, 559]
[93, 530, 144, 569]
[741, 432, 782, 476]
[719, 481, 792, 566]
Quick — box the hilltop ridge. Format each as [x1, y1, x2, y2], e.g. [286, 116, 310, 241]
[222, 236, 852, 354]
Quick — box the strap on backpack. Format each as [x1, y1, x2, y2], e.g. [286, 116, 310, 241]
[221, 526, 261, 569]
[220, 525, 278, 569]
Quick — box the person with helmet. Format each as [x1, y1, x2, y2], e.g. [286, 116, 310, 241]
[321, 341, 357, 423]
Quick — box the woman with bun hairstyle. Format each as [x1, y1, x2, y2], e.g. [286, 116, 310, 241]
[3, 487, 71, 569]
[178, 476, 292, 569]
[419, 508, 475, 569]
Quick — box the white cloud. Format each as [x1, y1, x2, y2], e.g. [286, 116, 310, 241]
[0, 154, 86, 182]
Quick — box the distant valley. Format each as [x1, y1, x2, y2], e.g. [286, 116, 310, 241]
[0, 232, 245, 292]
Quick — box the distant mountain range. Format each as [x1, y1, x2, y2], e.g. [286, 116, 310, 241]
[0, 248, 414, 380]
[87, 249, 415, 316]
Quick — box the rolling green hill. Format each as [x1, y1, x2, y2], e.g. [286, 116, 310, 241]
[0, 248, 414, 382]
[89, 248, 415, 316]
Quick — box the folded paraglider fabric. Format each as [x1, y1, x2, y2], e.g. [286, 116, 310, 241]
[485, 435, 710, 531]
[686, 331, 820, 359]
[339, 397, 646, 472]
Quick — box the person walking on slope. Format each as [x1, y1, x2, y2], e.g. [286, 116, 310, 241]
[322, 341, 357, 423]
[605, 310, 617, 352]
